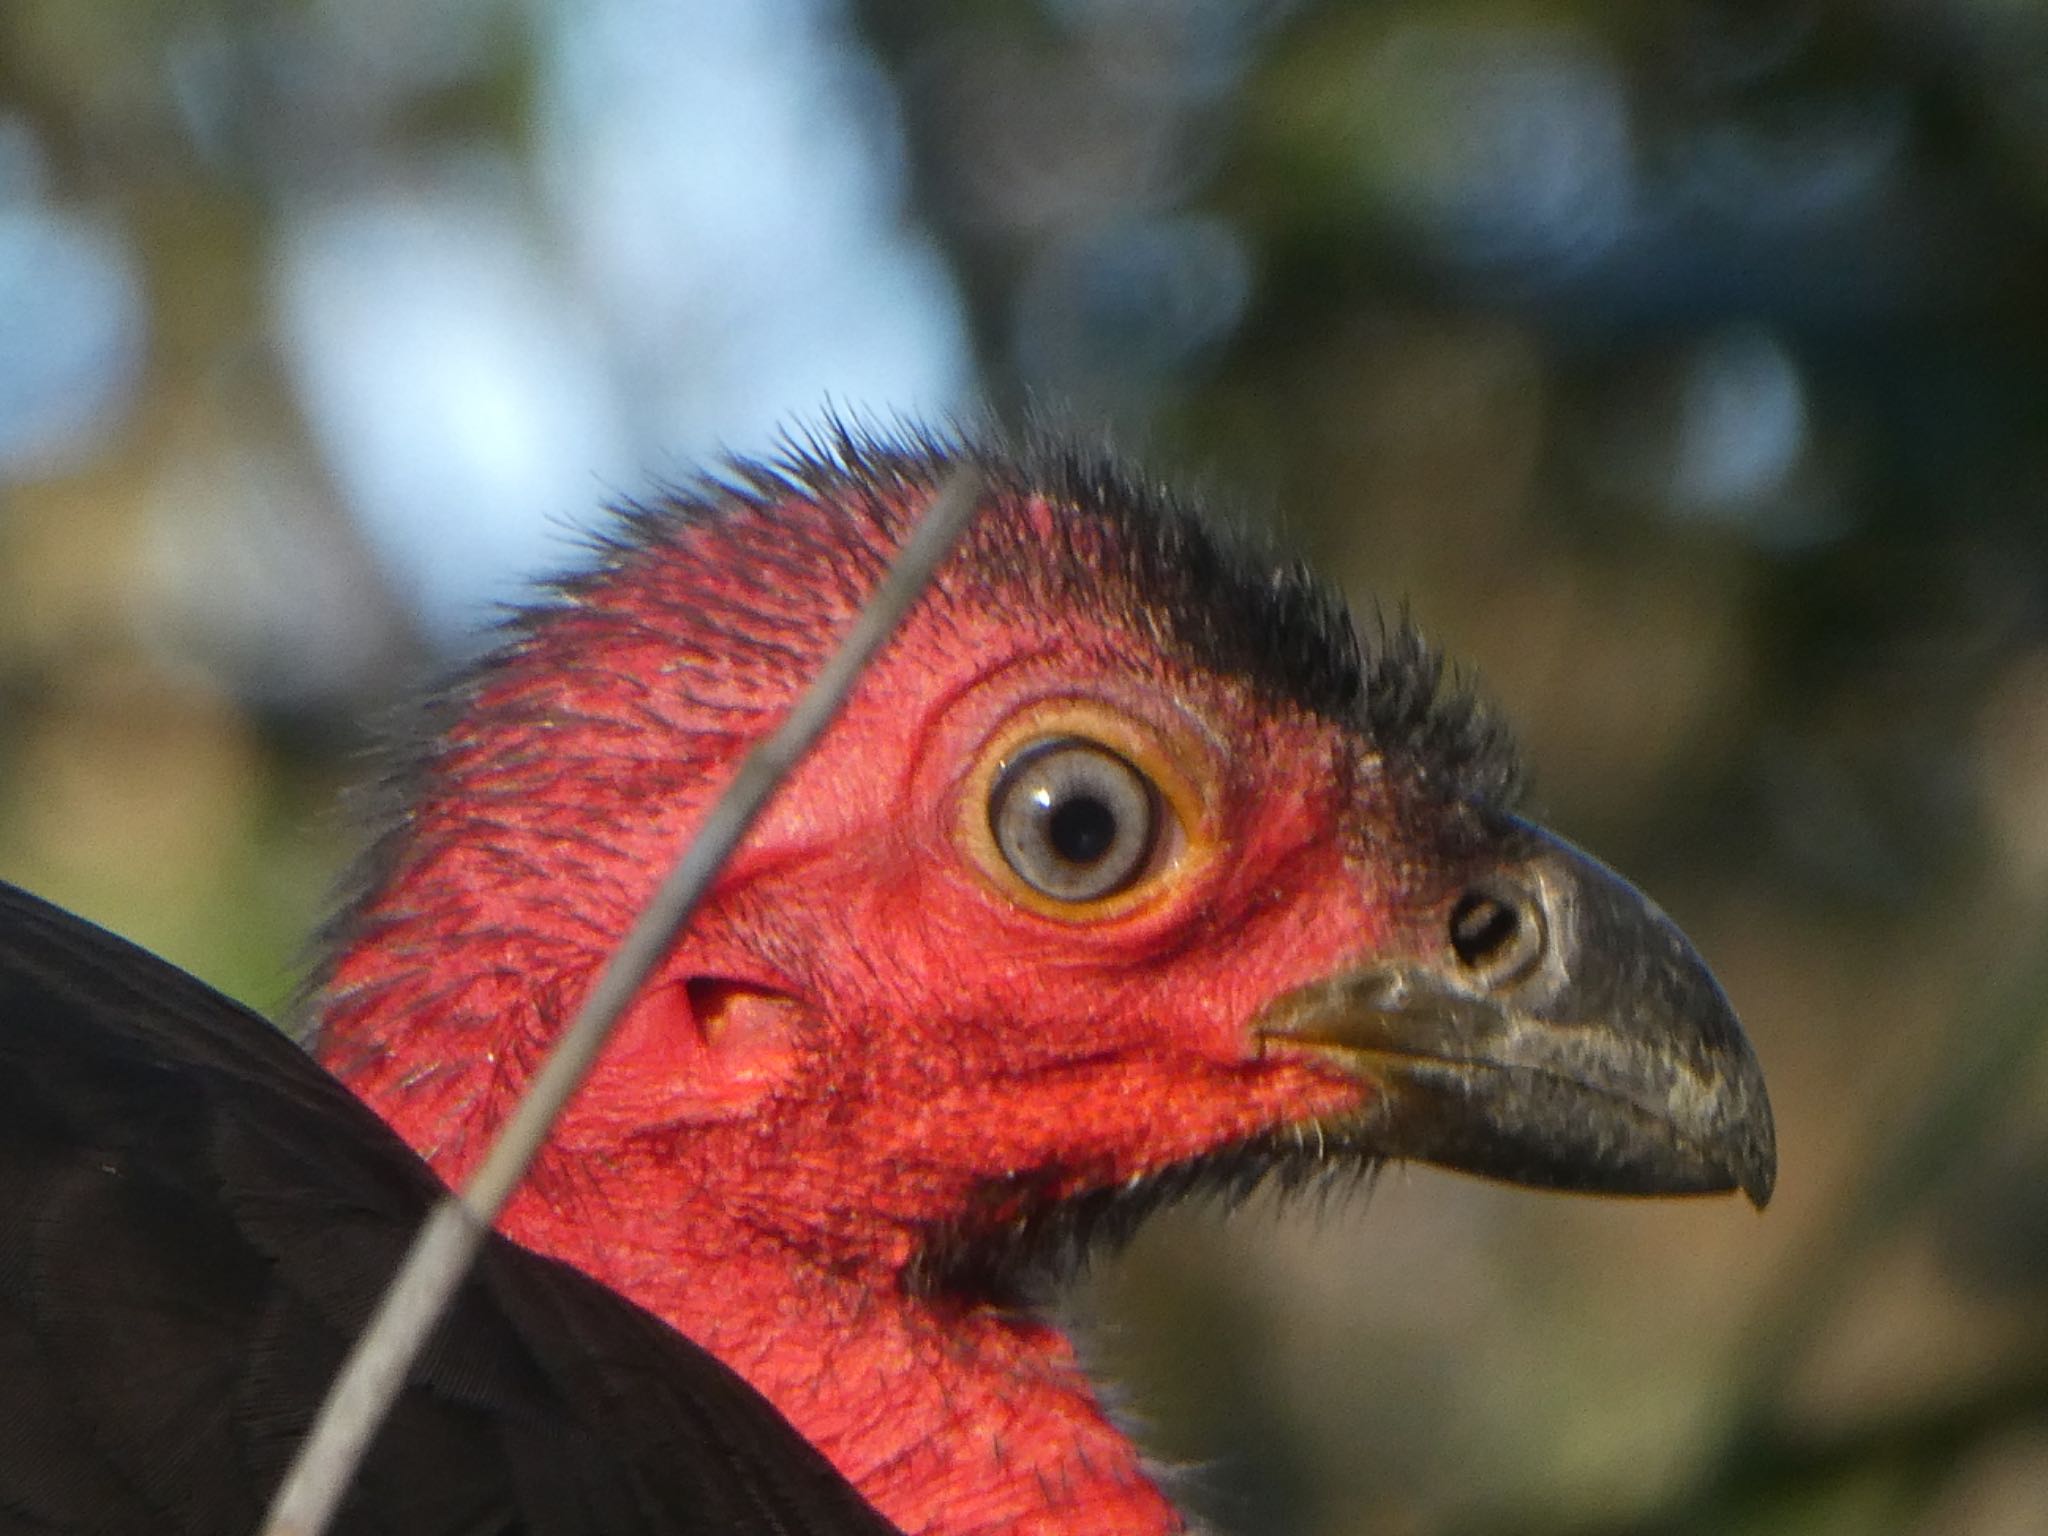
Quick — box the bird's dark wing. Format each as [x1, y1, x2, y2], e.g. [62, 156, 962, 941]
[0, 881, 902, 1536]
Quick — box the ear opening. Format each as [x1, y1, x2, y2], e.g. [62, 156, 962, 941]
[685, 976, 808, 1052]
[581, 975, 811, 1130]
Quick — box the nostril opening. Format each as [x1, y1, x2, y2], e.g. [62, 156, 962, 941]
[1449, 885, 1542, 979]
[1450, 893, 1517, 967]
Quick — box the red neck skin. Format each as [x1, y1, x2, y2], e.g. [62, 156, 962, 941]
[322, 938, 1359, 1536]
[509, 1183, 1180, 1536]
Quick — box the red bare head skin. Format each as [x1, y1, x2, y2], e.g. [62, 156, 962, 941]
[312, 433, 1771, 1536]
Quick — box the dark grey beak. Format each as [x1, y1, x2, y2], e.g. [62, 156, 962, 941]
[1256, 821, 1776, 1208]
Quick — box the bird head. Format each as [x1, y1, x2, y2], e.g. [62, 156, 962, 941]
[313, 433, 1773, 1535]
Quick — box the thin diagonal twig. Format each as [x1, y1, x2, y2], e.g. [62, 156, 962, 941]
[260, 466, 985, 1536]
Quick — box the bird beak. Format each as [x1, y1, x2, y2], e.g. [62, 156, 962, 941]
[1255, 820, 1777, 1208]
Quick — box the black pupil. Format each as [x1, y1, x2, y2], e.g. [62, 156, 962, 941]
[1047, 794, 1117, 865]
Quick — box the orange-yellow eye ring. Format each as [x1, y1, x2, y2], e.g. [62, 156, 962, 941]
[958, 700, 1216, 923]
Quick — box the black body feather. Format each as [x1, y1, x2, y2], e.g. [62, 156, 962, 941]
[0, 881, 902, 1536]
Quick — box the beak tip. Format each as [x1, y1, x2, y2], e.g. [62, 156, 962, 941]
[1736, 1117, 1778, 1211]
[1739, 1163, 1775, 1211]
[1721, 1044, 1778, 1211]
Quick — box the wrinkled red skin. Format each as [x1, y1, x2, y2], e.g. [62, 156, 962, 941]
[317, 485, 1423, 1536]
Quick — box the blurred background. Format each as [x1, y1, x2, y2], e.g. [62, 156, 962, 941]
[4, 1, 2047, 1532]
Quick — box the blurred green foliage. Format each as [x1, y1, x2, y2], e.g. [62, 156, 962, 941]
[4, 2, 2048, 1533]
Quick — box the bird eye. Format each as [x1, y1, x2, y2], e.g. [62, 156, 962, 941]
[989, 738, 1159, 903]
